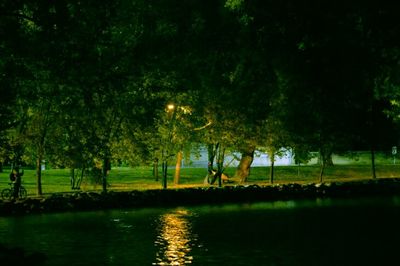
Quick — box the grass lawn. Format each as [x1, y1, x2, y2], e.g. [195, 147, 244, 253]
[0, 163, 400, 197]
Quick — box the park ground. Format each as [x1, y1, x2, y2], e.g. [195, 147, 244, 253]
[1, 163, 400, 197]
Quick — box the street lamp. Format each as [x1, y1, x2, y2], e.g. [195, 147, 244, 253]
[167, 104, 175, 111]
[162, 103, 177, 189]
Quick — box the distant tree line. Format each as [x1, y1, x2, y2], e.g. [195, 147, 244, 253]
[1, 0, 400, 194]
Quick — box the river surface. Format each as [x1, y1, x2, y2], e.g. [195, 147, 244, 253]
[0, 196, 399, 265]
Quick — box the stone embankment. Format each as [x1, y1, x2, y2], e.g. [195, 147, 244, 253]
[1, 178, 400, 216]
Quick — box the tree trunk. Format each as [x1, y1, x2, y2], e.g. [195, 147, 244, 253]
[319, 147, 332, 183]
[325, 153, 334, 166]
[371, 147, 376, 179]
[216, 145, 225, 188]
[234, 148, 255, 183]
[174, 150, 183, 185]
[71, 168, 83, 190]
[76, 168, 84, 189]
[319, 150, 326, 183]
[269, 154, 275, 184]
[102, 157, 110, 193]
[70, 168, 75, 189]
[318, 152, 334, 167]
[0, 162, 3, 173]
[207, 143, 217, 173]
[162, 160, 168, 189]
[319, 162, 325, 183]
[36, 157, 43, 196]
[153, 158, 159, 181]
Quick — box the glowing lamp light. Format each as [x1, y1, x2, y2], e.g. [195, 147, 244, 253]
[167, 104, 175, 111]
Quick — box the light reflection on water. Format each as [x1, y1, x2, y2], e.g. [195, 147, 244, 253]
[0, 197, 400, 265]
[153, 209, 197, 265]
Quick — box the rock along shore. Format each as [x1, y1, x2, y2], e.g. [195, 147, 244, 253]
[1, 178, 400, 217]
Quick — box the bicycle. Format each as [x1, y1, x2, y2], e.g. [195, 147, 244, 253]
[1, 183, 27, 200]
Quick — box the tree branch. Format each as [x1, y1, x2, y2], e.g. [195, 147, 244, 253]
[1, 12, 38, 24]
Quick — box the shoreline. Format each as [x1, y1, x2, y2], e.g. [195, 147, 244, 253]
[1, 178, 400, 216]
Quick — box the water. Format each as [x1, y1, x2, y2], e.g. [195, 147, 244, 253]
[0, 197, 400, 265]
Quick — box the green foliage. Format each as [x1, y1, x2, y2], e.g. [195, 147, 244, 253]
[225, 0, 244, 10]
[1, 0, 400, 193]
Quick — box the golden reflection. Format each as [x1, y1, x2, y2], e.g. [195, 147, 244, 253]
[153, 209, 195, 265]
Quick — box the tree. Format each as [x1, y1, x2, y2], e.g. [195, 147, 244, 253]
[233, 0, 400, 182]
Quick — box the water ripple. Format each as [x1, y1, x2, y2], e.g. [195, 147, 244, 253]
[153, 209, 196, 265]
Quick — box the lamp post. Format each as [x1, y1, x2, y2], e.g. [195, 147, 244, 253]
[162, 104, 177, 189]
